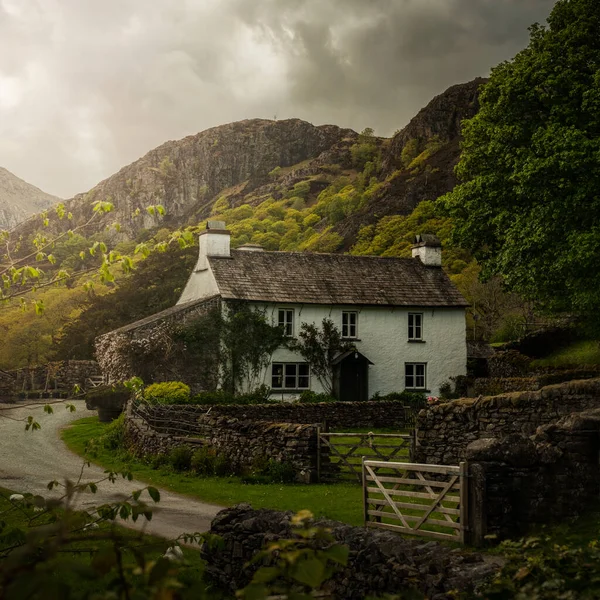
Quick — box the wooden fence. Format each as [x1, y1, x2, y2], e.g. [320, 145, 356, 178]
[317, 431, 412, 483]
[362, 459, 468, 543]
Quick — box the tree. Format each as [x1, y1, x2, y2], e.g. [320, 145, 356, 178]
[290, 319, 352, 396]
[439, 0, 600, 330]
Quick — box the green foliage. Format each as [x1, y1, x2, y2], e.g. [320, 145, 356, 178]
[239, 510, 349, 599]
[85, 384, 131, 410]
[220, 303, 286, 394]
[144, 381, 191, 405]
[297, 390, 337, 404]
[369, 390, 427, 407]
[439, 0, 600, 331]
[191, 385, 272, 406]
[191, 447, 218, 476]
[530, 340, 600, 368]
[290, 319, 352, 396]
[94, 413, 126, 450]
[169, 446, 193, 472]
[483, 535, 600, 599]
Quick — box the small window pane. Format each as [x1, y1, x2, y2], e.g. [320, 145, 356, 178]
[342, 311, 358, 338]
[284, 363, 297, 388]
[272, 364, 283, 388]
[408, 313, 423, 340]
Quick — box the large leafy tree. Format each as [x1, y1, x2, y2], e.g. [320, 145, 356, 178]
[440, 0, 600, 328]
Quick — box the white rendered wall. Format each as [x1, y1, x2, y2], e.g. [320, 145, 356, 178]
[239, 303, 467, 398]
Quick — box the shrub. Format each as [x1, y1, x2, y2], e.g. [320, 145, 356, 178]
[169, 446, 192, 471]
[265, 460, 296, 483]
[190, 385, 272, 406]
[144, 381, 191, 405]
[97, 413, 126, 450]
[85, 384, 131, 410]
[191, 446, 217, 476]
[369, 390, 427, 407]
[214, 454, 232, 477]
[297, 390, 337, 404]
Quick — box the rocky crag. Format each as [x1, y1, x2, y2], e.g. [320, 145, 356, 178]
[0, 167, 61, 229]
[14, 78, 487, 246]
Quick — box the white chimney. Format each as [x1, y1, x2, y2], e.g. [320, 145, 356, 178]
[411, 234, 442, 267]
[196, 220, 231, 271]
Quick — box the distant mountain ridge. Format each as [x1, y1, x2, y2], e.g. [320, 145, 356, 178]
[0, 167, 61, 229]
[12, 78, 487, 247]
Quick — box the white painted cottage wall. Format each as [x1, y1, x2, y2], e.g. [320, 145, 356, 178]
[243, 303, 466, 398]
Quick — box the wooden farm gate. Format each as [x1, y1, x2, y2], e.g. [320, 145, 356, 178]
[362, 459, 468, 543]
[317, 431, 412, 483]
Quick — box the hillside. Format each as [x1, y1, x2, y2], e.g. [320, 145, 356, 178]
[3, 77, 495, 367]
[0, 167, 61, 229]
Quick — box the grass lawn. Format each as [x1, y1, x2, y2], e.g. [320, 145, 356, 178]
[530, 339, 600, 368]
[62, 417, 365, 526]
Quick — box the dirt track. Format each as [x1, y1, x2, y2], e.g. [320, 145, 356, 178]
[0, 400, 221, 540]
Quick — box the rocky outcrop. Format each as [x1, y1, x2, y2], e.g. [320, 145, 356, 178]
[42, 119, 355, 240]
[202, 504, 498, 599]
[0, 167, 60, 229]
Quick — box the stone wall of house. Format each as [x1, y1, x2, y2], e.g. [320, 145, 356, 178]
[95, 295, 221, 392]
[201, 504, 497, 600]
[12, 360, 101, 392]
[466, 408, 600, 542]
[413, 378, 600, 465]
[0, 370, 16, 398]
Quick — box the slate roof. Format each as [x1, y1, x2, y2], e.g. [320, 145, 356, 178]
[208, 250, 468, 307]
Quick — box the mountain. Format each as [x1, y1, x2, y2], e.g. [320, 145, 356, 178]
[0, 167, 61, 229]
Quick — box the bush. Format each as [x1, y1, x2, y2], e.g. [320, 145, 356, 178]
[369, 391, 427, 407]
[190, 446, 217, 476]
[265, 460, 296, 483]
[190, 385, 272, 406]
[297, 390, 337, 404]
[144, 381, 191, 405]
[96, 413, 126, 450]
[85, 384, 131, 410]
[169, 446, 192, 471]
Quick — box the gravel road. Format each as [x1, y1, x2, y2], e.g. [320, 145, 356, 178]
[0, 400, 222, 540]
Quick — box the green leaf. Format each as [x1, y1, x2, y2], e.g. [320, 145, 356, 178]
[251, 566, 280, 584]
[88, 482, 98, 494]
[321, 544, 349, 566]
[291, 557, 326, 589]
[239, 583, 268, 600]
[148, 486, 160, 503]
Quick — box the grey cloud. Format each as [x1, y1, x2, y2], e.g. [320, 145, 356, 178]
[0, 0, 555, 198]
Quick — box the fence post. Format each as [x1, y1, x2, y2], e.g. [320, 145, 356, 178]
[467, 462, 487, 546]
[316, 425, 321, 483]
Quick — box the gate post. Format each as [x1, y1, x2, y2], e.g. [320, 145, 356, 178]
[467, 462, 487, 546]
[316, 425, 321, 483]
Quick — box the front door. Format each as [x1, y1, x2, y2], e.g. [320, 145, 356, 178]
[334, 352, 370, 402]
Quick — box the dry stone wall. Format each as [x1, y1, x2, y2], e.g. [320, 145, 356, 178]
[202, 504, 497, 600]
[414, 378, 600, 465]
[12, 360, 101, 392]
[466, 408, 600, 541]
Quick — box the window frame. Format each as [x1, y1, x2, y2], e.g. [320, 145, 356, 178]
[277, 308, 295, 337]
[341, 310, 359, 339]
[405, 362, 427, 390]
[408, 312, 424, 341]
[271, 362, 311, 391]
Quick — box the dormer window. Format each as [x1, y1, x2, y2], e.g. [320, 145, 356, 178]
[278, 308, 294, 337]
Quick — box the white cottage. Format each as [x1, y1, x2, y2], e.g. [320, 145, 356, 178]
[176, 221, 468, 399]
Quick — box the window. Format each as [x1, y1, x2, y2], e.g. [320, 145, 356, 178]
[271, 363, 310, 390]
[342, 311, 358, 339]
[408, 313, 423, 341]
[278, 309, 294, 337]
[405, 363, 426, 390]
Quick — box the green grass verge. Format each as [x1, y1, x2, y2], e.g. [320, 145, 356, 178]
[530, 339, 600, 368]
[62, 417, 365, 526]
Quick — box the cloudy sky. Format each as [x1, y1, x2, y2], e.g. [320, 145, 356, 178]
[0, 0, 555, 198]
